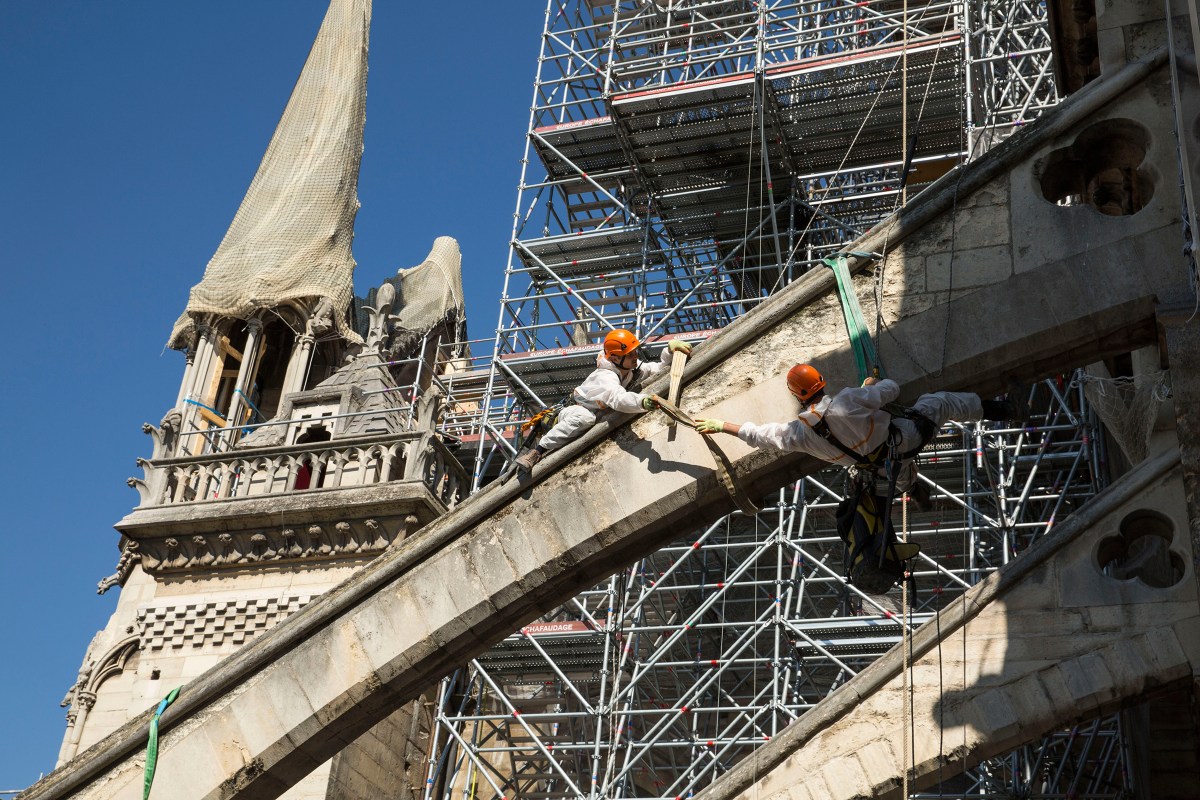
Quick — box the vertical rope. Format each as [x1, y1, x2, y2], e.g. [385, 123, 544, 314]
[901, 494, 911, 799]
[901, 0, 909, 206]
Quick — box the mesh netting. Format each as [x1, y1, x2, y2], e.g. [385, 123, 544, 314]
[357, 237, 466, 358]
[391, 236, 465, 347]
[1081, 367, 1171, 466]
[169, 0, 371, 349]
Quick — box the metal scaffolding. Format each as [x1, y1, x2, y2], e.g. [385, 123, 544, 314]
[423, 3, 1135, 799]
[428, 376, 1126, 800]
[464, 0, 1059, 486]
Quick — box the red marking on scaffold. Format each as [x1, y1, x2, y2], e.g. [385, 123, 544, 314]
[710, 659, 718, 667]
[692, 541, 702, 549]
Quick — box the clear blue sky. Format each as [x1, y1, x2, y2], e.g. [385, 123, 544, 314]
[0, 2, 543, 788]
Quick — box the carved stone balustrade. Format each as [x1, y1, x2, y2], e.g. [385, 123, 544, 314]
[132, 433, 463, 509]
[116, 432, 466, 577]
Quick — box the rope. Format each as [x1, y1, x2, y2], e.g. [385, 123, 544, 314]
[143, 687, 181, 799]
[650, 395, 760, 515]
[900, 494, 911, 800]
[901, 0, 909, 205]
[822, 255, 880, 382]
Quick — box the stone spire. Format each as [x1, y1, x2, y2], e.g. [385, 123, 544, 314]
[169, 0, 371, 349]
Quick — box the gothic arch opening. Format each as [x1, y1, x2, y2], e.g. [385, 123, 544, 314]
[253, 319, 296, 421]
[1098, 509, 1184, 588]
[1038, 118, 1154, 216]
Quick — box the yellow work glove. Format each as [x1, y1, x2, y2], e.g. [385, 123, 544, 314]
[641, 396, 660, 411]
[667, 339, 693, 355]
[694, 418, 724, 435]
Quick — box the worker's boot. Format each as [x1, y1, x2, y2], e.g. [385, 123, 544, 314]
[909, 480, 933, 512]
[514, 448, 544, 473]
[982, 384, 1030, 422]
[980, 399, 1011, 420]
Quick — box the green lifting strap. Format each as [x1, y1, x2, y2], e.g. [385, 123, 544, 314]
[143, 686, 181, 799]
[822, 255, 879, 383]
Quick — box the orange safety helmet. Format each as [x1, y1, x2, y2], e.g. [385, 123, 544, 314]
[786, 364, 826, 401]
[603, 329, 641, 360]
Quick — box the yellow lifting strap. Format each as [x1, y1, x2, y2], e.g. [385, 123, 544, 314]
[521, 406, 557, 435]
[650, 394, 760, 516]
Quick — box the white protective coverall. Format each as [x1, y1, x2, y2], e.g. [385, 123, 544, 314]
[537, 348, 673, 452]
[736, 378, 983, 490]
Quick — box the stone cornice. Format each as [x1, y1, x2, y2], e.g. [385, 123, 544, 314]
[116, 480, 443, 540]
[134, 514, 419, 576]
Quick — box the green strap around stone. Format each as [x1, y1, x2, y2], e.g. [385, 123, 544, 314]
[143, 686, 181, 800]
[823, 255, 880, 383]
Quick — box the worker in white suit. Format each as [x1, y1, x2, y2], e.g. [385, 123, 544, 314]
[514, 329, 693, 472]
[694, 364, 1012, 501]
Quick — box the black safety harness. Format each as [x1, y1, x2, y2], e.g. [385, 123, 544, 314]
[810, 402, 937, 469]
[812, 401, 939, 594]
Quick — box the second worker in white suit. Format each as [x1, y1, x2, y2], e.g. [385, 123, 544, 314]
[694, 364, 1018, 502]
[514, 329, 693, 472]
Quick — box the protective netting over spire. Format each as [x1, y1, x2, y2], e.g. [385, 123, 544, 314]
[357, 236, 467, 358]
[392, 236, 465, 341]
[169, 0, 371, 349]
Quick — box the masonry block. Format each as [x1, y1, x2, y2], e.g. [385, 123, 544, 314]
[965, 688, 1022, 751]
[856, 739, 900, 793]
[490, 509, 572, 605]
[346, 584, 431, 684]
[221, 689, 296, 773]
[1059, 651, 1118, 711]
[1141, 627, 1193, 684]
[460, 531, 528, 619]
[820, 755, 871, 799]
[1099, 636, 1153, 697]
[415, 542, 497, 642]
[1004, 671, 1058, 733]
[148, 722, 224, 798]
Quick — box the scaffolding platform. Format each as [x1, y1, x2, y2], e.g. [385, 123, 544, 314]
[498, 330, 717, 405]
[515, 226, 662, 279]
[476, 625, 607, 683]
[439, 2, 1077, 795]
